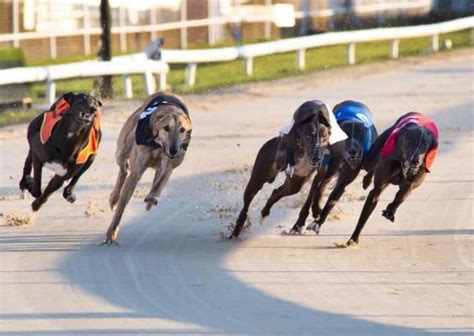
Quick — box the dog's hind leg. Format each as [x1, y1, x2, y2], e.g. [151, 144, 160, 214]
[110, 136, 134, 210]
[104, 161, 147, 245]
[31, 175, 66, 211]
[109, 162, 128, 210]
[63, 157, 95, 203]
[230, 138, 281, 239]
[19, 149, 33, 194]
[261, 175, 308, 220]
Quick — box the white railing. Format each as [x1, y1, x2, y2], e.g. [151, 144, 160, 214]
[0, 58, 169, 105]
[2, 0, 433, 58]
[145, 16, 474, 85]
[0, 16, 472, 103]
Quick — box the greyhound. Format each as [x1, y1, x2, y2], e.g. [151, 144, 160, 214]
[229, 100, 348, 239]
[103, 93, 192, 245]
[344, 111, 438, 247]
[19, 92, 102, 211]
[289, 100, 378, 234]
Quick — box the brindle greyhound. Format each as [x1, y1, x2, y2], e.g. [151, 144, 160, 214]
[104, 93, 192, 245]
[344, 111, 438, 246]
[229, 100, 345, 239]
[289, 100, 378, 235]
[19, 92, 102, 211]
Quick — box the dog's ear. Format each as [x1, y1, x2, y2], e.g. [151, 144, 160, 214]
[427, 129, 438, 150]
[62, 92, 75, 103]
[96, 98, 103, 107]
[317, 106, 331, 129]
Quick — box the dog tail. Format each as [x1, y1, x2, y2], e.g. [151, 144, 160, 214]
[19, 149, 33, 192]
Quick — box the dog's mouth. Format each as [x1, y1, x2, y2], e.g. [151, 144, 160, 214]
[309, 147, 324, 168]
[401, 161, 421, 177]
[345, 155, 362, 170]
[80, 111, 96, 123]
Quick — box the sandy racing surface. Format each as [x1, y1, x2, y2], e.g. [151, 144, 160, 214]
[0, 50, 473, 335]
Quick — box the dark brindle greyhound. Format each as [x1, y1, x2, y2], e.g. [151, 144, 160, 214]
[19, 92, 102, 211]
[289, 100, 378, 235]
[229, 100, 347, 239]
[344, 111, 438, 246]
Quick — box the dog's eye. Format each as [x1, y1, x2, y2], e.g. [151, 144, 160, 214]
[163, 126, 170, 132]
[180, 127, 186, 133]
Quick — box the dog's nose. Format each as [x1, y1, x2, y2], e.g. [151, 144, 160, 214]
[348, 148, 358, 156]
[169, 147, 178, 157]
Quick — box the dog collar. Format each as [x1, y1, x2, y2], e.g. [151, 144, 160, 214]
[135, 95, 189, 148]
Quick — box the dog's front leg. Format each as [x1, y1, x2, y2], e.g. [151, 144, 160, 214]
[63, 157, 95, 204]
[31, 154, 43, 198]
[289, 170, 325, 234]
[348, 165, 391, 245]
[382, 170, 425, 222]
[308, 167, 359, 234]
[32, 175, 66, 211]
[144, 161, 173, 211]
[103, 161, 147, 245]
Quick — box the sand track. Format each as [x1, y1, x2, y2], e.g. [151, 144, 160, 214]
[0, 50, 472, 335]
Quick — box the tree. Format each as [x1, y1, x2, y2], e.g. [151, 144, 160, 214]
[95, 0, 113, 98]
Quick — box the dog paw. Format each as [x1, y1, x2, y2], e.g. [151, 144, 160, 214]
[19, 176, 33, 193]
[306, 221, 321, 235]
[144, 196, 158, 211]
[31, 199, 42, 212]
[101, 237, 119, 246]
[382, 209, 395, 222]
[63, 191, 76, 204]
[289, 224, 304, 235]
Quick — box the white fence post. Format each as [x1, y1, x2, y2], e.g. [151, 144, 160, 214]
[296, 49, 305, 70]
[264, 0, 272, 39]
[12, 0, 20, 48]
[186, 63, 197, 86]
[159, 73, 167, 90]
[150, 8, 157, 41]
[123, 74, 133, 98]
[46, 79, 56, 106]
[144, 72, 156, 95]
[180, 0, 188, 48]
[431, 34, 439, 52]
[119, 7, 127, 53]
[245, 57, 253, 76]
[347, 42, 356, 65]
[390, 39, 399, 59]
[83, 4, 91, 55]
[50, 35, 57, 59]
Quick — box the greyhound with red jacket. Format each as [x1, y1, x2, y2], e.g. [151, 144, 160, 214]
[19, 92, 102, 211]
[344, 111, 439, 247]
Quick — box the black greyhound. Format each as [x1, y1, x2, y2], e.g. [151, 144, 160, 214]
[19, 92, 102, 211]
[229, 100, 337, 239]
[289, 100, 378, 234]
[344, 111, 438, 246]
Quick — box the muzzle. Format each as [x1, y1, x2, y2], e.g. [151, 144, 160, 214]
[401, 156, 422, 177]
